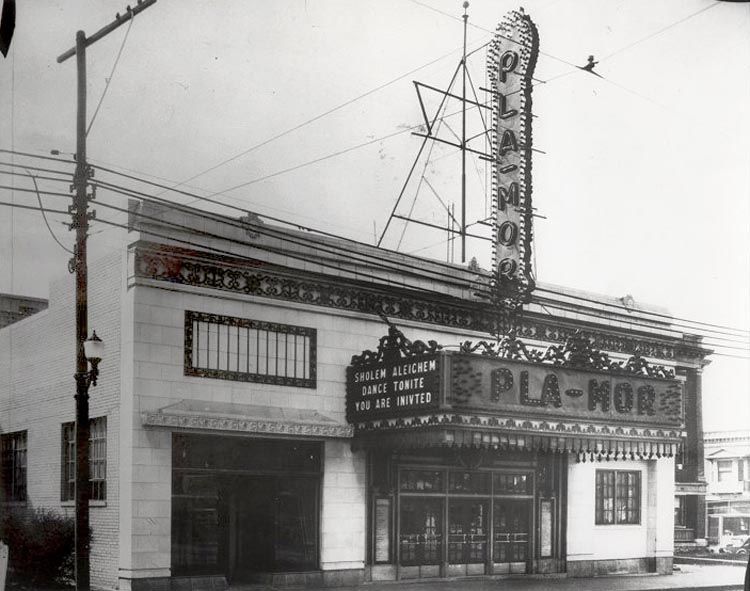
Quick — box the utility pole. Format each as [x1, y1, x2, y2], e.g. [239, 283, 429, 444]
[56, 3, 157, 589]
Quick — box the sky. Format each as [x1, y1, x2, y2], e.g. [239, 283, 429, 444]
[1, 0, 748, 430]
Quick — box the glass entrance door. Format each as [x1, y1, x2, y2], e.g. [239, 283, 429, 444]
[492, 499, 530, 574]
[399, 498, 443, 566]
[448, 500, 489, 575]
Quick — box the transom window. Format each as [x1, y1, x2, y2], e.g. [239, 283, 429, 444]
[1, 430, 27, 502]
[185, 311, 316, 388]
[61, 417, 107, 502]
[595, 470, 640, 525]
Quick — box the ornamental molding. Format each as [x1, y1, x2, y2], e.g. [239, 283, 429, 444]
[354, 413, 682, 441]
[142, 411, 353, 439]
[459, 330, 675, 379]
[133, 244, 706, 364]
[350, 321, 441, 366]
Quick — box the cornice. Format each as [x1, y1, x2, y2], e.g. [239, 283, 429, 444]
[132, 242, 707, 364]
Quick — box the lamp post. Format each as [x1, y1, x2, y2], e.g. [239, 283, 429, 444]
[73, 331, 104, 591]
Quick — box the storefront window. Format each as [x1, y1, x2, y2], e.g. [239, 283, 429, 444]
[172, 434, 321, 578]
[449, 471, 490, 494]
[400, 469, 444, 492]
[493, 472, 531, 495]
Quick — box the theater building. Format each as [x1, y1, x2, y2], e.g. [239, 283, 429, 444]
[0, 10, 711, 590]
[0, 201, 710, 589]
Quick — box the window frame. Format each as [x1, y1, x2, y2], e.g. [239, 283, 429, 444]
[184, 310, 317, 388]
[1, 430, 28, 503]
[595, 469, 641, 526]
[61, 416, 108, 502]
[717, 459, 734, 482]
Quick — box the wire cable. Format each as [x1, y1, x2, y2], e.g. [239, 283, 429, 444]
[599, 2, 721, 62]
[161, 40, 489, 195]
[87, 12, 136, 137]
[83, 168, 750, 340]
[90, 176, 750, 345]
[24, 169, 74, 254]
[0, 201, 70, 216]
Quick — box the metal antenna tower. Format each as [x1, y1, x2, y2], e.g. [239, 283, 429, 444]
[378, 2, 495, 263]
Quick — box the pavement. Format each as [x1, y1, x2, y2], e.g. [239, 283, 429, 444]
[231, 563, 748, 591]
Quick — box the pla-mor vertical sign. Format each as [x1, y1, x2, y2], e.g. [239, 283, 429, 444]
[346, 353, 442, 422]
[488, 10, 539, 305]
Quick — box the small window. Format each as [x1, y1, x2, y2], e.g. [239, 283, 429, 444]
[185, 311, 316, 388]
[1, 430, 27, 502]
[595, 470, 640, 525]
[717, 460, 733, 482]
[61, 417, 107, 501]
[400, 469, 444, 492]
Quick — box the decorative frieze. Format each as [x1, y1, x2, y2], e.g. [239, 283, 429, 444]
[142, 410, 353, 438]
[133, 244, 706, 363]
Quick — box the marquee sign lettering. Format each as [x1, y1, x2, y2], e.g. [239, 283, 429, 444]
[447, 354, 683, 427]
[346, 353, 683, 428]
[488, 10, 539, 309]
[346, 353, 442, 422]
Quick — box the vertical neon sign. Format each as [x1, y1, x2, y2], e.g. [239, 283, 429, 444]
[488, 10, 539, 312]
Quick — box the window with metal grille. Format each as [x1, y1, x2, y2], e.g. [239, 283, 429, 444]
[595, 470, 640, 525]
[61, 417, 107, 502]
[184, 310, 316, 388]
[1, 430, 27, 502]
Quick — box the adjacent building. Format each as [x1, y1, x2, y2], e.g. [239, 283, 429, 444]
[703, 430, 750, 544]
[0, 202, 711, 589]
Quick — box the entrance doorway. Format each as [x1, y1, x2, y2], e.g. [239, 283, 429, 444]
[229, 475, 318, 579]
[395, 467, 534, 576]
[171, 434, 321, 580]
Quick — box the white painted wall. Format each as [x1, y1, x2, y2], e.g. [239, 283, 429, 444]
[567, 457, 674, 563]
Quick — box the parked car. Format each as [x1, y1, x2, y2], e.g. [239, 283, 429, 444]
[726, 537, 750, 555]
[708, 533, 750, 554]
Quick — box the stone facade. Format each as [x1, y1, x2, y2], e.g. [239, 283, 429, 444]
[0, 205, 711, 589]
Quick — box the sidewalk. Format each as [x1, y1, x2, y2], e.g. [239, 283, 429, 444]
[234, 563, 748, 591]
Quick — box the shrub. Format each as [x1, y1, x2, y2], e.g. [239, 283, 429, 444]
[0, 507, 78, 586]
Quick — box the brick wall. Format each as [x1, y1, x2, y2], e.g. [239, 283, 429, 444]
[0, 250, 123, 590]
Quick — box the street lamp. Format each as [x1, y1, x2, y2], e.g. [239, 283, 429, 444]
[73, 330, 104, 591]
[83, 331, 104, 386]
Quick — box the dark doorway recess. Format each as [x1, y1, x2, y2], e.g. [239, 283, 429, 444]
[171, 434, 321, 581]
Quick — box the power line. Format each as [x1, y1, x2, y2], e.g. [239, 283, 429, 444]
[599, 2, 721, 62]
[87, 11, 136, 137]
[90, 180, 481, 291]
[88, 169, 750, 341]
[163, 40, 488, 196]
[24, 170, 74, 254]
[0, 183, 73, 199]
[406, 0, 580, 69]
[94, 177, 750, 345]
[0, 148, 77, 165]
[8, 169, 744, 350]
[8, 157, 746, 344]
[534, 287, 749, 338]
[0, 200, 70, 216]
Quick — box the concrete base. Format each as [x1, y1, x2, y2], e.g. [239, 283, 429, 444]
[121, 570, 365, 590]
[121, 575, 228, 591]
[567, 557, 672, 577]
